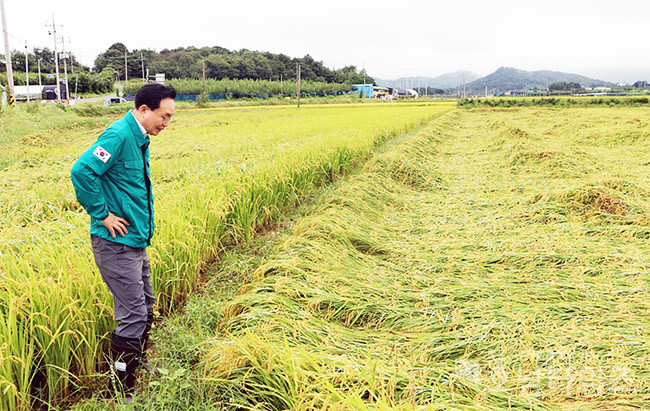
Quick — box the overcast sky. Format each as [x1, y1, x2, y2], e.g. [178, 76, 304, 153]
[3, 0, 649, 83]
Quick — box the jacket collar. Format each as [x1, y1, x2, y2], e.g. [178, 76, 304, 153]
[125, 111, 150, 147]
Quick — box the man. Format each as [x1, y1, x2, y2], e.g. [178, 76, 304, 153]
[71, 83, 176, 401]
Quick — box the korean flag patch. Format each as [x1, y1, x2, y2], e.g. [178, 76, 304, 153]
[93, 145, 111, 163]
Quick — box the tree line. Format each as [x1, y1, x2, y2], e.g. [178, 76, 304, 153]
[123, 78, 354, 97]
[2, 44, 372, 95]
[93, 43, 373, 84]
[548, 81, 582, 91]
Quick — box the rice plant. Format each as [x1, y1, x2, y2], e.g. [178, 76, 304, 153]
[195, 107, 650, 409]
[0, 101, 452, 409]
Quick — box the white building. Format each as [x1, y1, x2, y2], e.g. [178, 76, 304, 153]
[13, 85, 45, 101]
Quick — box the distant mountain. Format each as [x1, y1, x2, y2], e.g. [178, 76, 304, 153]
[427, 71, 482, 89]
[467, 67, 613, 93]
[375, 70, 481, 90]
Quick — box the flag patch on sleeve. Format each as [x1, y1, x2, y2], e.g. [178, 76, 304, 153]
[93, 146, 111, 163]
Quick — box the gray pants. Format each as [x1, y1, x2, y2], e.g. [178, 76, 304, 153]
[91, 235, 155, 339]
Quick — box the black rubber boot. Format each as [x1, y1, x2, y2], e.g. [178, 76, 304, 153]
[109, 333, 143, 403]
[140, 310, 160, 375]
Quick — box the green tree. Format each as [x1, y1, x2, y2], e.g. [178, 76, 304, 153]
[92, 44, 374, 85]
[549, 81, 581, 91]
[205, 54, 239, 79]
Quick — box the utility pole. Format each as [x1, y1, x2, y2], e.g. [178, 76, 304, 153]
[61, 37, 70, 101]
[124, 48, 128, 86]
[47, 15, 61, 101]
[463, 74, 466, 99]
[296, 64, 301, 108]
[37, 58, 42, 87]
[1, 0, 15, 107]
[141, 51, 145, 83]
[280, 74, 283, 95]
[202, 59, 206, 94]
[362, 63, 367, 98]
[25, 41, 29, 102]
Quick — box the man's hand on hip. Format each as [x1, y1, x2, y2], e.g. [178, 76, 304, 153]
[102, 212, 130, 238]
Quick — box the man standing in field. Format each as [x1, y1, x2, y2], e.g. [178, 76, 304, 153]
[71, 83, 176, 402]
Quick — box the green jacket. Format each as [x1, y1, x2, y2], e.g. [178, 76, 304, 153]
[71, 111, 154, 248]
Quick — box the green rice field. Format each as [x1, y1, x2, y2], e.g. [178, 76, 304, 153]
[2, 102, 650, 410]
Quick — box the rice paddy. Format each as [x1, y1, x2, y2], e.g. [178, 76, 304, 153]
[179, 107, 649, 409]
[3, 102, 650, 409]
[0, 101, 452, 410]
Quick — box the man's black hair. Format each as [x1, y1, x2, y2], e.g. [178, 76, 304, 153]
[135, 83, 176, 110]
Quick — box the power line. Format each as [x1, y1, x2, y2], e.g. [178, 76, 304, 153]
[6, 0, 50, 48]
[6, 30, 39, 51]
[6, 30, 18, 42]
[13, 0, 47, 29]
